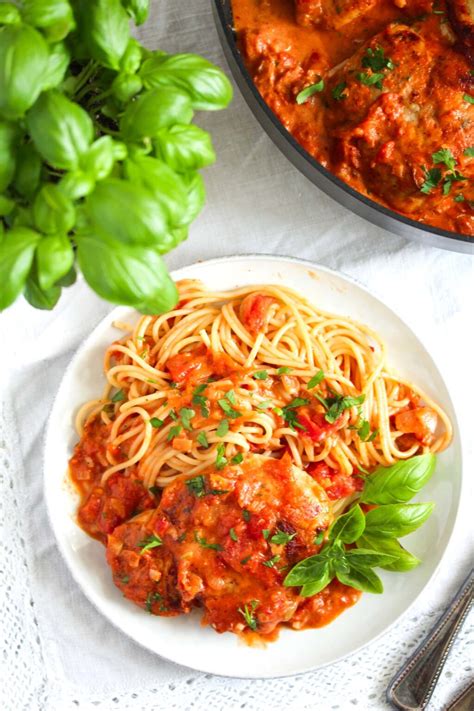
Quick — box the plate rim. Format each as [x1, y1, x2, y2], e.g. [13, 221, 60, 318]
[43, 253, 464, 679]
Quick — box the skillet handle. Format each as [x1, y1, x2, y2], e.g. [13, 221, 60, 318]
[386, 569, 473, 711]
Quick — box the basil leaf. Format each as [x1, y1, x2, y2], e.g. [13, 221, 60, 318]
[73, 0, 129, 70]
[0, 24, 49, 119]
[122, 0, 149, 25]
[357, 535, 420, 572]
[121, 87, 194, 140]
[328, 504, 365, 544]
[0, 4, 21, 24]
[284, 549, 331, 587]
[81, 136, 115, 182]
[300, 566, 332, 597]
[140, 53, 233, 111]
[33, 184, 75, 235]
[0, 227, 41, 309]
[177, 172, 206, 227]
[346, 548, 397, 568]
[124, 155, 188, 228]
[41, 41, 70, 91]
[13, 143, 41, 198]
[85, 179, 169, 249]
[76, 234, 178, 313]
[24, 267, 61, 310]
[0, 121, 18, 192]
[27, 91, 94, 170]
[364, 502, 434, 539]
[361, 454, 436, 505]
[336, 566, 383, 594]
[153, 123, 215, 172]
[23, 0, 76, 43]
[36, 234, 74, 291]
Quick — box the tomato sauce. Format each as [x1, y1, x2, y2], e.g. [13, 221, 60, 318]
[231, 0, 474, 235]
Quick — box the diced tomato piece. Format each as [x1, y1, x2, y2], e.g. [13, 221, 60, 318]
[297, 412, 342, 442]
[240, 293, 276, 334]
[307, 462, 362, 501]
[166, 348, 239, 385]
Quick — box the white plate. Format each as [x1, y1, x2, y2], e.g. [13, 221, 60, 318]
[44, 255, 462, 678]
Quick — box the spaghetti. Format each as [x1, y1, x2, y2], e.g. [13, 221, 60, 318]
[73, 280, 451, 500]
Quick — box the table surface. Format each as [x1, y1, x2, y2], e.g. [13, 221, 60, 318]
[1, 1, 473, 710]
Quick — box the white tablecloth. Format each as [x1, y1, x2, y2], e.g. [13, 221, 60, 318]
[1, 2, 473, 709]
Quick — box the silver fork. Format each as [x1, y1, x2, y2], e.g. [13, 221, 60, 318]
[386, 569, 473, 711]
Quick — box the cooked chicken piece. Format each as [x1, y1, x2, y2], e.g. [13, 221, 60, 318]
[294, 0, 433, 29]
[324, 22, 474, 217]
[107, 454, 333, 636]
[447, 0, 474, 59]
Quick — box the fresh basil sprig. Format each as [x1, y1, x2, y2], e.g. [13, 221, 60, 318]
[284, 454, 436, 597]
[0, 0, 232, 313]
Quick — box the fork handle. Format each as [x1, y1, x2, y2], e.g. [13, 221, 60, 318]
[386, 569, 473, 711]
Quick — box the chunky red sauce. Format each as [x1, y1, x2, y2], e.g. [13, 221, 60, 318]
[232, 0, 474, 235]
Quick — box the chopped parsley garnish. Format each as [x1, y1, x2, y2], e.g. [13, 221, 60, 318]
[463, 94, 474, 105]
[296, 79, 325, 105]
[229, 528, 238, 542]
[442, 171, 467, 195]
[194, 532, 223, 551]
[218, 398, 241, 419]
[216, 419, 229, 437]
[196, 431, 209, 448]
[231, 452, 244, 464]
[432, 148, 456, 171]
[169, 409, 178, 421]
[314, 531, 324, 545]
[331, 81, 347, 101]
[150, 417, 164, 428]
[179, 407, 195, 432]
[357, 71, 384, 90]
[263, 554, 281, 568]
[145, 591, 163, 613]
[192, 383, 210, 417]
[149, 485, 161, 496]
[226, 389, 237, 404]
[270, 529, 296, 545]
[307, 370, 325, 389]
[215, 442, 227, 470]
[257, 399, 273, 410]
[362, 46, 394, 72]
[169, 381, 178, 389]
[464, 147, 474, 157]
[177, 532, 187, 543]
[277, 366, 292, 375]
[454, 194, 465, 203]
[242, 509, 251, 522]
[240, 555, 251, 565]
[262, 529, 270, 540]
[420, 166, 442, 194]
[186, 475, 206, 497]
[321, 393, 365, 424]
[238, 600, 259, 630]
[138, 534, 163, 553]
[119, 575, 130, 584]
[273, 406, 284, 416]
[253, 370, 269, 380]
[111, 389, 125, 402]
[167, 424, 182, 441]
[281, 397, 310, 430]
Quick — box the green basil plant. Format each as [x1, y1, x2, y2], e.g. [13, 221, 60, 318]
[0, 0, 233, 313]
